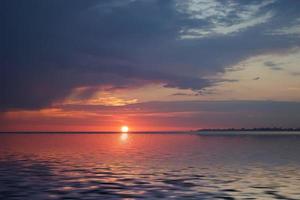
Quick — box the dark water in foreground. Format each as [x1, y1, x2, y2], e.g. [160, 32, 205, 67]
[0, 133, 300, 200]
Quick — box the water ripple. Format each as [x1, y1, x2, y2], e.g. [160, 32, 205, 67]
[1, 133, 300, 199]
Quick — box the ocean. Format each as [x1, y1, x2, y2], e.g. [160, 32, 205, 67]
[1, 132, 300, 199]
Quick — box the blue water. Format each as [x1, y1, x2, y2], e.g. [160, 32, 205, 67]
[1, 133, 300, 199]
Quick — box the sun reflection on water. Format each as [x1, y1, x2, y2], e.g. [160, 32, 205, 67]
[120, 133, 128, 142]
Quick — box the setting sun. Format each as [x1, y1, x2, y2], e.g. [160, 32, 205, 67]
[121, 126, 129, 133]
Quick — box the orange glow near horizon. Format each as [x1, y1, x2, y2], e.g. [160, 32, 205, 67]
[0, 108, 212, 132]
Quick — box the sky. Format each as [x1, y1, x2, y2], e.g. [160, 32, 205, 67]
[1, 0, 300, 131]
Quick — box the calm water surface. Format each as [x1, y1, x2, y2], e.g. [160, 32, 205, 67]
[0, 133, 300, 199]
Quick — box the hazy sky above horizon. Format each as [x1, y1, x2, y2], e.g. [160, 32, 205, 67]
[1, 0, 300, 131]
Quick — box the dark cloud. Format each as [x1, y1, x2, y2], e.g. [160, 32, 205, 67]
[290, 72, 300, 76]
[264, 61, 284, 71]
[1, 0, 300, 110]
[171, 92, 194, 96]
[214, 79, 239, 83]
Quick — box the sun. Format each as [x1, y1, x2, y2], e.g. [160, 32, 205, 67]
[121, 126, 129, 133]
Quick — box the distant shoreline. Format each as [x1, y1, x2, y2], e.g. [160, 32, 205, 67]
[197, 128, 300, 132]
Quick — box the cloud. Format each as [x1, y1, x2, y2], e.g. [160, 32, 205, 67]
[171, 92, 199, 97]
[268, 18, 300, 36]
[264, 61, 283, 70]
[290, 72, 300, 76]
[63, 87, 139, 106]
[271, 25, 300, 36]
[1, 0, 300, 111]
[176, 0, 275, 39]
[203, 48, 300, 102]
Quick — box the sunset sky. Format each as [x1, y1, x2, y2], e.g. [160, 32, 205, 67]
[1, 0, 300, 131]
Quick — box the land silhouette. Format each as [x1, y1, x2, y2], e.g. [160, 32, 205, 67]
[197, 127, 300, 132]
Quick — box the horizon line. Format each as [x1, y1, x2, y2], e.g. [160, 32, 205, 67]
[1, 128, 300, 134]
